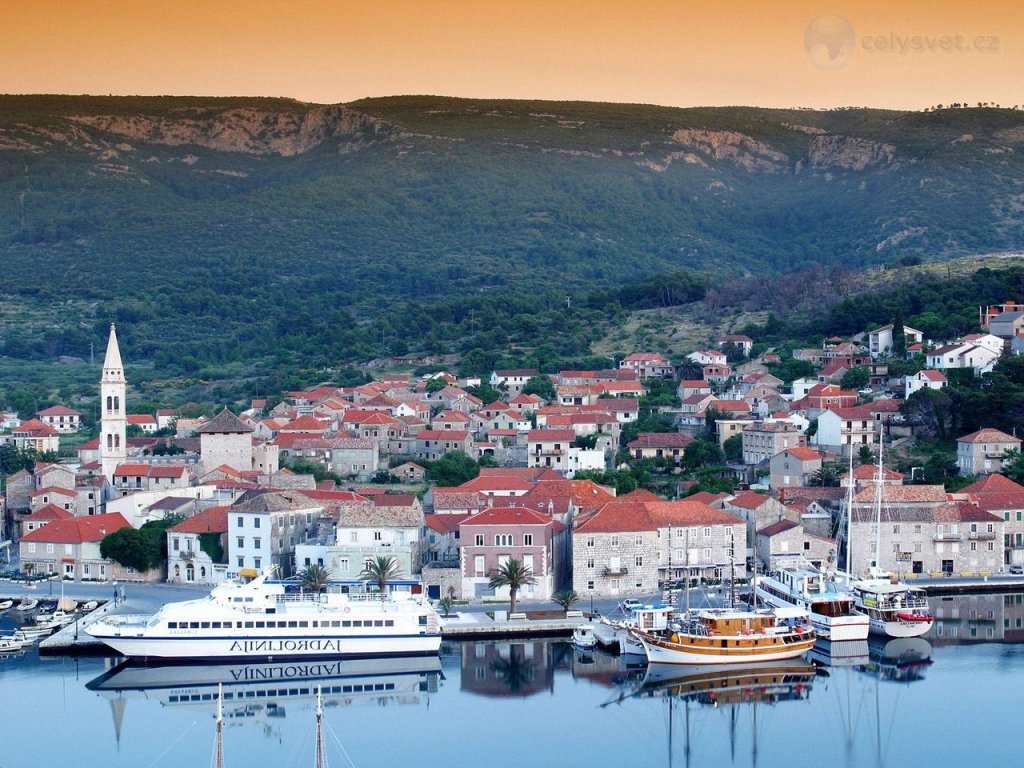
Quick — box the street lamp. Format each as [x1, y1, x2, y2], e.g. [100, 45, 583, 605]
[589, 592, 594, 617]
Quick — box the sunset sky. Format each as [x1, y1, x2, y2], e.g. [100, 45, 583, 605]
[1, 1, 1018, 110]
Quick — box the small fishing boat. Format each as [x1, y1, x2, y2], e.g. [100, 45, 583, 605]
[35, 609, 75, 626]
[572, 623, 598, 650]
[0, 599, 14, 611]
[0, 631, 39, 652]
[14, 598, 38, 612]
[15, 623, 58, 639]
[78, 600, 99, 613]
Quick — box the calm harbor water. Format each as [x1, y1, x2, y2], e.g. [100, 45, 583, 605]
[2, 593, 1023, 768]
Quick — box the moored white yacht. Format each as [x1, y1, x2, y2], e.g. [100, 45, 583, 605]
[755, 564, 869, 641]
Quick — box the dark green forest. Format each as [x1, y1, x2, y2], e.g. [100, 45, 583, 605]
[2, 95, 1024, 408]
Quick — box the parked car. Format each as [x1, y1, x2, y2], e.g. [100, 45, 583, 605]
[1009, 564, 1023, 575]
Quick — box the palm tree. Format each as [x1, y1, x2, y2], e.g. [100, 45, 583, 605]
[300, 563, 332, 593]
[488, 558, 536, 615]
[552, 589, 580, 615]
[360, 555, 402, 597]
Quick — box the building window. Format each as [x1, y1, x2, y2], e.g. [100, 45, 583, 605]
[524, 534, 533, 546]
[237, 537, 244, 549]
[253, 558, 261, 569]
[635, 555, 643, 567]
[587, 557, 594, 569]
[237, 556, 244, 568]
[350, 531, 359, 543]
[172, 538, 179, 551]
[586, 580, 595, 590]
[254, 538, 261, 550]
[475, 534, 484, 546]
[374, 531, 383, 541]
[339, 557, 349, 571]
[237, 516, 244, 528]
[635, 534, 643, 545]
[587, 536, 595, 547]
[703, 527, 711, 537]
[495, 534, 513, 547]
[254, 517, 261, 529]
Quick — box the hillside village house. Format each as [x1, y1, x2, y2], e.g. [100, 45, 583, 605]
[36, 406, 82, 433]
[527, 429, 576, 472]
[717, 335, 754, 356]
[956, 428, 1022, 476]
[415, 430, 473, 462]
[572, 499, 747, 597]
[755, 518, 835, 572]
[295, 494, 424, 581]
[19, 512, 135, 582]
[769, 447, 823, 489]
[489, 369, 540, 398]
[227, 490, 323, 578]
[627, 432, 694, 463]
[741, 421, 806, 465]
[6, 419, 60, 454]
[113, 463, 191, 494]
[815, 407, 876, 455]
[866, 324, 924, 357]
[619, 353, 674, 379]
[905, 369, 947, 398]
[962, 474, 1024, 568]
[926, 342, 1000, 375]
[722, 491, 792, 562]
[167, 505, 229, 585]
[848, 500, 1002, 577]
[459, 506, 565, 601]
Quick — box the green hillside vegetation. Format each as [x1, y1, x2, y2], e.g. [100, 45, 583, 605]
[2, 95, 1024, 408]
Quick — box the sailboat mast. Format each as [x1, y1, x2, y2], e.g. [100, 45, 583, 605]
[845, 449, 855, 579]
[215, 683, 224, 768]
[873, 438, 884, 572]
[315, 685, 325, 768]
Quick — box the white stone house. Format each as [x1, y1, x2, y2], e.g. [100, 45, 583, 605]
[572, 499, 746, 597]
[956, 428, 1022, 476]
[167, 505, 229, 585]
[867, 324, 924, 357]
[904, 369, 947, 398]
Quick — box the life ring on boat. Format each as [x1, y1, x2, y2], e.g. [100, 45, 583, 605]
[707, 630, 715, 637]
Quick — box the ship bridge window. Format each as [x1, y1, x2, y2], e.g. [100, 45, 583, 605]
[190, 622, 200, 629]
[167, 622, 178, 629]
[255, 621, 265, 628]
[385, 620, 394, 627]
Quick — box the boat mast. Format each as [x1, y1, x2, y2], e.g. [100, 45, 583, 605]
[215, 683, 224, 768]
[873, 437, 884, 573]
[844, 447, 854, 581]
[315, 685, 325, 768]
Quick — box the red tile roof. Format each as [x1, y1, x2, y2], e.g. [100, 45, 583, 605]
[727, 491, 774, 510]
[29, 486, 77, 498]
[21, 512, 131, 544]
[24, 504, 75, 522]
[169, 506, 230, 534]
[757, 519, 799, 537]
[958, 428, 1020, 444]
[782, 447, 822, 462]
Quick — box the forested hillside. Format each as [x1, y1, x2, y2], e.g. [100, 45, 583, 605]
[2, 95, 1024, 403]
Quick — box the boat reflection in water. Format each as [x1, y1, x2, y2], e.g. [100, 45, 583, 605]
[807, 639, 870, 668]
[86, 655, 442, 734]
[637, 660, 818, 703]
[860, 637, 933, 683]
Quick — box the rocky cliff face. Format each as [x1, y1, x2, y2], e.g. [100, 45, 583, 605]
[671, 128, 789, 172]
[68, 104, 388, 156]
[807, 135, 896, 170]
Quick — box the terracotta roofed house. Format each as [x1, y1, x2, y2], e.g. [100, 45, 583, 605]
[957, 428, 1022, 476]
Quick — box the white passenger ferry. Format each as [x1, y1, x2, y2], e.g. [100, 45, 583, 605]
[87, 573, 442, 660]
[755, 565, 869, 641]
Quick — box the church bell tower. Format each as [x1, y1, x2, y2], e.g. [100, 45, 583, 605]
[99, 324, 127, 482]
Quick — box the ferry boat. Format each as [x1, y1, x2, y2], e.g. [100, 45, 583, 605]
[755, 565, 869, 641]
[87, 573, 442, 660]
[629, 607, 816, 665]
[850, 577, 933, 638]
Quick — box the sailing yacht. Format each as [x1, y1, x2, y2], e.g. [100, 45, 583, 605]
[845, 444, 934, 638]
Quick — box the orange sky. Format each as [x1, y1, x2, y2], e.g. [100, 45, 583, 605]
[1, 1, 1017, 109]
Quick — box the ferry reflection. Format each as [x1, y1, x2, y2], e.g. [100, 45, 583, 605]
[86, 656, 442, 725]
[459, 640, 555, 697]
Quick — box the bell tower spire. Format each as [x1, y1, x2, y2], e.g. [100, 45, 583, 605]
[99, 323, 127, 482]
